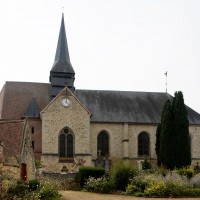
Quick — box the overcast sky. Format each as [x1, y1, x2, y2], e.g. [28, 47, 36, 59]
[0, 0, 200, 113]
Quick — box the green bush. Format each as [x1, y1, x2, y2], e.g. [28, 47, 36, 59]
[35, 159, 43, 169]
[129, 175, 146, 192]
[132, 171, 189, 197]
[28, 179, 41, 191]
[176, 167, 194, 179]
[126, 184, 140, 194]
[111, 161, 137, 191]
[78, 166, 105, 187]
[155, 165, 169, 176]
[129, 173, 159, 192]
[164, 179, 186, 197]
[144, 180, 167, 197]
[39, 185, 61, 200]
[7, 181, 28, 197]
[142, 158, 151, 170]
[189, 173, 200, 188]
[114, 166, 132, 190]
[84, 176, 114, 193]
[183, 188, 200, 197]
[6, 177, 62, 200]
[144, 178, 186, 197]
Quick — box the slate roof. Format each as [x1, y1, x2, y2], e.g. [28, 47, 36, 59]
[75, 90, 200, 124]
[23, 97, 40, 118]
[51, 14, 75, 74]
[0, 82, 200, 124]
[0, 82, 50, 120]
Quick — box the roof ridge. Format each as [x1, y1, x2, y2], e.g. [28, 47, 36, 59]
[76, 89, 169, 94]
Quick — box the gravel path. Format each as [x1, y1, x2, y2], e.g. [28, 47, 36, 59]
[60, 190, 199, 200]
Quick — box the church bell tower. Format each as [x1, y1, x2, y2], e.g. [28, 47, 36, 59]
[50, 14, 75, 99]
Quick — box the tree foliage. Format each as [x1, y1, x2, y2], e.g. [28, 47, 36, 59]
[155, 123, 161, 165]
[156, 91, 191, 169]
[173, 91, 191, 168]
[155, 100, 169, 166]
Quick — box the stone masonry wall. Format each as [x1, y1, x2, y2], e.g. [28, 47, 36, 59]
[128, 124, 157, 159]
[28, 119, 42, 160]
[90, 123, 200, 164]
[90, 123, 124, 160]
[90, 123, 157, 160]
[189, 125, 200, 161]
[41, 93, 91, 172]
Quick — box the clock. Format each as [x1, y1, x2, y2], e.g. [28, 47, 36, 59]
[62, 98, 71, 107]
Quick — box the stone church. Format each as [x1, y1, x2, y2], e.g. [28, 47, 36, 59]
[0, 14, 200, 173]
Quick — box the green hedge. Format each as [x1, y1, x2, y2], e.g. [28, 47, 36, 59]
[78, 166, 105, 187]
[183, 188, 200, 197]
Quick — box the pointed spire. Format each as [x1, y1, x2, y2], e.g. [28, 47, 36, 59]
[50, 14, 75, 98]
[23, 97, 40, 118]
[51, 14, 75, 74]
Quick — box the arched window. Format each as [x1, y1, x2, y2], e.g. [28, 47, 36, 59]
[59, 134, 65, 157]
[97, 131, 109, 157]
[59, 127, 74, 160]
[138, 132, 150, 156]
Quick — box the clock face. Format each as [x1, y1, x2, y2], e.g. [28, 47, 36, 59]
[62, 98, 71, 107]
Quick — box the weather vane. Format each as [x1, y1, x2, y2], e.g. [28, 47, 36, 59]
[62, 6, 64, 14]
[164, 71, 168, 93]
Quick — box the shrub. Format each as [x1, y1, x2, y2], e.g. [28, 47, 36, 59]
[130, 176, 146, 192]
[164, 179, 186, 197]
[7, 180, 28, 197]
[78, 166, 105, 187]
[189, 173, 200, 188]
[110, 160, 137, 191]
[39, 185, 61, 200]
[6, 177, 62, 200]
[84, 176, 114, 193]
[130, 170, 189, 197]
[176, 167, 194, 179]
[142, 158, 151, 170]
[144, 180, 167, 197]
[28, 179, 41, 191]
[114, 166, 133, 190]
[126, 184, 140, 194]
[35, 159, 43, 169]
[130, 172, 159, 192]
[144, 172, 188, 197]
[182, 188, 200, 197]
[155, 165, 169, 176]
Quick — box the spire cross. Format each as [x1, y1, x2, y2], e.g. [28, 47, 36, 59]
[98, 149, 102, 157]
[62, 6, 64, 14]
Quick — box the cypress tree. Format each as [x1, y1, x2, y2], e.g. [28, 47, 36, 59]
[157, 91, 191, 169]
[155, 123, 161, 166]
[159, 99, 175, 169]
[173, 91, 191, 168]
[156, 100, 170, 166]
